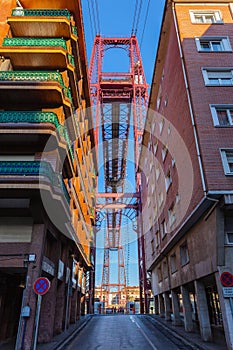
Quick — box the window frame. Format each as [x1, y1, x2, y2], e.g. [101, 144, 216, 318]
[210, 104, 233, 127]
[225, 232, 233, 245]
[190, 10, 223, 24]
[180, 241, 190, 266]
[170, 253, 177, 274]
[220, 148, 233, 175]
[202, 68, 233, 86]
[195, 36, 232, 52]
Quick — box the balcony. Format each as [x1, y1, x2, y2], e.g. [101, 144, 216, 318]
[0, 71, 73, 114]
[0, 39, 79, 107]
[0, 111, 76, 167]
[0, 160, 70, 203]
[7, 8, 77, 40]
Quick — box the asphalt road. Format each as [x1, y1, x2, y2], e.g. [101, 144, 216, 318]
[65, 315, 185, 350]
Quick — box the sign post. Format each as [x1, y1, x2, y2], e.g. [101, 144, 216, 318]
[220, 272, 233, 319]
[33, 277, 50, 350]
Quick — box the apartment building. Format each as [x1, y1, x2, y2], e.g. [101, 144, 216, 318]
[140, 0, 233, 348]
[0, 0, 96, 348]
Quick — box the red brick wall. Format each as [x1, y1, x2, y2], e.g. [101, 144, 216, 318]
[176, 3, 233, 191]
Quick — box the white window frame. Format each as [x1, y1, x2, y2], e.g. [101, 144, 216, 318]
[225, 232, 233, 245]
[202, 68, 233, 86]
[220, 149, 233, 175]
[190, 10, 223, 24]
[210, 104, 233, 126]
[195, 36, 231, 52]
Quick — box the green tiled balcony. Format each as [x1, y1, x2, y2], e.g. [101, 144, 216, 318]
[11, 8, 72, 19]
[0, 111, 61, 128]
[0, 160, 70, 204]
[0, 110, 74, 160]
[8, 8, 78, 41]
[0, 71, 72, 101]
[3, 37, 68, 50]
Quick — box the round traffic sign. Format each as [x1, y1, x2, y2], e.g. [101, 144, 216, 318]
[220, 272, 233, 287]
[33, 277, 50, 295]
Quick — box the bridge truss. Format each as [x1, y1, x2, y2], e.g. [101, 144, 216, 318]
[90, 35, 149, 312]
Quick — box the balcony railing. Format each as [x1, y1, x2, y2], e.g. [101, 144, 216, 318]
[0, 110, 74, 160]
[0, 161, 70, 204]
[11, 8, 72, 19]
[0, 111, 61, 128]
[0, 71, 72, 101]
[3, 37, 67, 50]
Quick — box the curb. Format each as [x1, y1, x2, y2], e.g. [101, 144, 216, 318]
[146, 315, 206, 350]
[53, 316, 93, 350]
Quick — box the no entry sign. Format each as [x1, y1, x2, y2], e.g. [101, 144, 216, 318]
[33, 277, 50, 295]
[220, 272, 233, 287]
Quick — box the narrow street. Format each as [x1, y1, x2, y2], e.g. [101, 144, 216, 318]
[65, 315, 191, 350]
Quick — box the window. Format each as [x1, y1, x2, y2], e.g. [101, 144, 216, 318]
[159, 118, 164, 134]
[161, 220, 166, 238]
[202, 69, 233, 86]
[163, 260, 168, 279]
[155, 230, 159, 247]
[158, 265, 162, 282]
[195, 37, 231, 52]
[156, 165, 160, 180]
[162, 145, 168, 161]
[180, 241, 189, 266]
[151, 239, 155, 255]
[170, 253, 177, 273]
[168, 203, 176, 227]
[190, 10, 222, 24]
[153, 140, 158, 154]
[210, 105, 233, 126]
[165, 171, 172, 191]
[220, 149, 233, 174]
[158, 192, 163, 207]
[226, 232, 233, 245]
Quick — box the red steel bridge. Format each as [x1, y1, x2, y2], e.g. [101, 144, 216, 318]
[90, 35, 149, 313]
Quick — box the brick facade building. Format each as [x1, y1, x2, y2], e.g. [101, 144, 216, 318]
[140, 0, 233, 348]
[0, 1, 97, 349]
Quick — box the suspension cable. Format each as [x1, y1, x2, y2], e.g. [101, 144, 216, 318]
[131, 0, 139, 35]
[140, 0, 151, 48]
[90, 0, 97, 36]
[87, 0, 95, 42]
[134, 0, 143, 36]
[94, 0, 101, 34]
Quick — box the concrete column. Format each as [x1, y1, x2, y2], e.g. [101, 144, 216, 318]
[181, 285, 194, 332]
[194, 280, 212, 342]
[164, 292, 171, 321]
[54, 281, 66, 334]
[171, 290, 182, 325]
[159, 294, 165, 318]
[154, 295, 159, 315]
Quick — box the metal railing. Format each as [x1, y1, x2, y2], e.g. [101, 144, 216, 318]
[0, 160, 70, 204]
[2, 37, 67, 50]
[11, 8, 71, 19]
[0, 71, 72, 101]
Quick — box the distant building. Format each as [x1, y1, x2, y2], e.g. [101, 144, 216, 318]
[0, 0, 96, 348]
[140, 0, 233, 348]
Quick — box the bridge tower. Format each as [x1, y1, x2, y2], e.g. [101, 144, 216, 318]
[90, 35, 149, 312]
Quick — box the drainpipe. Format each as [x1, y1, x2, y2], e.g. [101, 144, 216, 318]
[172, 2, 207, 195]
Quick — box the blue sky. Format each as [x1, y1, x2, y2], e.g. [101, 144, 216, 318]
[81, 1, 166, 287]
[81, 0, 166, 86]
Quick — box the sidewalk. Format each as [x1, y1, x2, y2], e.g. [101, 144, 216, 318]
[147, 314, 227, 350]
[37, 315, 92, 350]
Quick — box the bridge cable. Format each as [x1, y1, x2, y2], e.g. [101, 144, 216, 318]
[131, 0, 139, 35]
[134, 0, 143, 36]
[140, 0, 151, 49]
